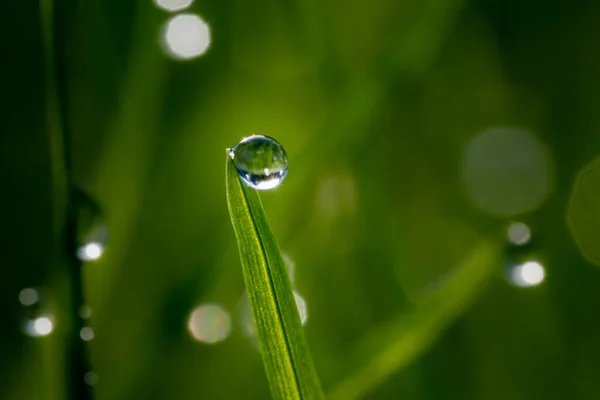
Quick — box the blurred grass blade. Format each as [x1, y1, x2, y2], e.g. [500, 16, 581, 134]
[226, 156, 324, 400]
[328, 241, 500, 400]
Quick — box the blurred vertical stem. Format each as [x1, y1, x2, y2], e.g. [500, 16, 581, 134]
[40, 0, 93, 399]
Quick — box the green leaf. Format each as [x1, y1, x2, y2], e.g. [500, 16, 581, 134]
[226, 156, 324, 400]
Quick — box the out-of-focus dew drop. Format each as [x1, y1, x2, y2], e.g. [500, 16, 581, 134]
[84, 372, 98, 386]
[19, 288, 39, 306]
[19, 287, 55, 337]
[73, 184, 109, 262]
[507, 222, 531, 246]
[462, 127, 552, 217]
[154, 0, 192, 12]
[80, 327, 95, 341]
[162, 14, 211, 60]
[24, 315, 55, 337]
[187, 304, 231, 344]
[508, 260, 546, 288]
[79, 305, 92, 319]
[568, 157, 600, 267]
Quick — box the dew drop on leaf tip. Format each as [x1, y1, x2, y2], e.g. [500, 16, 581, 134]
[229, 135, 288, 190]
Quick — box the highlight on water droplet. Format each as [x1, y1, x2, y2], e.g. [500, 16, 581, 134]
[187, 303, 231, 344]
[24, 315, 54, 337]
[228, 135, 288, 190]
[19, 288, 39, 306]
[509, 260, 546, 287]
[154, 0, 192, 12]
[162, 14, 211, 60]
[80, 327, 95, 341]
[507, 222, 531, 246]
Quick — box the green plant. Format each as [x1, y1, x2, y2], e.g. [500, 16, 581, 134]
[226, 155, 324, 400]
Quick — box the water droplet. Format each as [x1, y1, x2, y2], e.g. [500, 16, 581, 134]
[229, 135, 288, 190]
[507, 222, 531, 246]
[79, 305, 92, 319]
[19, 288, 39, 306]
[83, 371, 98, 386]
[23, 315, 54, 337]
[154, 0, 192, 12]
[187, 304, 232, 344]
[507, 260, 546, 287]
[72, 184, 109, 261]
[80, 327, 95, 341]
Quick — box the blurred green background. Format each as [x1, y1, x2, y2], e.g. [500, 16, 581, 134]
[3, 0, 600, 399]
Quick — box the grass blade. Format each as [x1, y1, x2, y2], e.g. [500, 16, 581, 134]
[226, 156, 324, 400]
[328, 241, 500, 400]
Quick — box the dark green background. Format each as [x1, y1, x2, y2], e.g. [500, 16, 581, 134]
[2, 0, 600, 399]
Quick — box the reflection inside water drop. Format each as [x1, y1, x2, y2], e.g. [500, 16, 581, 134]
[229, 135, 288, 190]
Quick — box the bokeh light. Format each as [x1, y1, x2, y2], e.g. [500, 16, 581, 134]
[462, 127, 552, 216]
[507, 222, 531, 245]
[154, 0, 192, 12]
[77, 242, 104, 261]
[79, 305, 92, 319]
[80, 327, 95, 341]
[510, 261, 546, 287]
[24, 315, 54, 337]
[293, 292, 308, 325]
[568, 156, 600, 267]
[84, 372, 98, 386]
[19, 288, 39, 306]
[282, 252, 296, 286]
[162, 14, 211, 60]
[187, 304, 231, 344]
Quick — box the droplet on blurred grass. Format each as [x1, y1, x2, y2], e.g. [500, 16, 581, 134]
[80, 327, 94, 341]
[162, 14, 211, 60]
[462, 127, 552, 216]
[19, 288, 39, 306]
[79, 305, 92, 319]
[20, 287, 54, 337]
[84, 372, 98, 386]
[73, 184, 109, 262]
[568, 157, 600, 267]
[228, 135, 288, 190]
[187, 304, 231, 344]
[23, 315, 54, 337]
[507, 260, 546, 287]
[507, 222, 531, 245]
[154, 0, 192, 12]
